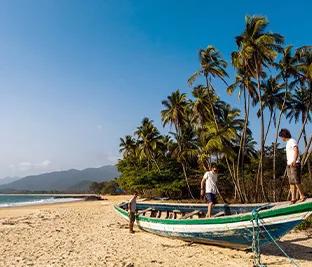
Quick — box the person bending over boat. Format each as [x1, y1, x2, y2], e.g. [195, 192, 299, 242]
[200, 165, 218, 217]
[279, 128, 306, 205]
[128, 191, 138, 233]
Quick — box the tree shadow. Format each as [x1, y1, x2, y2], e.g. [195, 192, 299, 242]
[260, 240, 312, 261]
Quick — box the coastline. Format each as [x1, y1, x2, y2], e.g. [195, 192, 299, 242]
[1, 195, 312, 266]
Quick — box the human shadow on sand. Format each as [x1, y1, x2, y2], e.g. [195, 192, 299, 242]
[260, 240, 312, 261]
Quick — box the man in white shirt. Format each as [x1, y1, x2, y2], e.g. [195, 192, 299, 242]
[279, 128, 306, 204]
[200, 165, 218, 217]
[128, 191, 138, 233]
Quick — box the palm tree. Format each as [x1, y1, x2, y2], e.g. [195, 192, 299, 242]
[296, 47, 312, 163]
[286, 87, 312, 179]
[234, 15, 284, 201]
[134, 117, 162, 171]
[272, 45, 299, 200]
[119, 135, 137, 159]
[228, 63, 257, 199]
[258, 76, 285, 143]
[161, 90, 195, 198]
[188, 45, 228, 128]
[191, 84, 212, 126]
[187, 46, 242, 200]
[200, 103, 246, 202]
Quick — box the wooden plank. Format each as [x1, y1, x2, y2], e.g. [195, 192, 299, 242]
[213, 211, 225, 217]
[137, 207, 154, 215]
[179, 210, 200, 220]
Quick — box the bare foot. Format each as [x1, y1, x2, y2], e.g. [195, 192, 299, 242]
[297, 197, 307, 204]
[289, 199, 297, 205]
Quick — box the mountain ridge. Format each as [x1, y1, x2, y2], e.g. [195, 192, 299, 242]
[0, 165, 119, 193]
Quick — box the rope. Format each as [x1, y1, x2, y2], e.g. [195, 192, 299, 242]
[251, 205, 300, 267]
[251, 209, 266, 267]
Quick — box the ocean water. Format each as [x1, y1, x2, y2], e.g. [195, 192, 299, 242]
[0, 195, 84, 208]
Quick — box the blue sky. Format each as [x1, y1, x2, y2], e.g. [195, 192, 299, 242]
[0, 0, 311, 178]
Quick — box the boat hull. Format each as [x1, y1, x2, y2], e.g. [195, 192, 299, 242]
[115, 200, 312, 249]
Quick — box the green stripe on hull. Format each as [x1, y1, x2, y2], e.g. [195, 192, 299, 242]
[114, 201, 312, 225]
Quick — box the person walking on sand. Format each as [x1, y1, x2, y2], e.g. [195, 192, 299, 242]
[128, 191, 138, 233]
[200, 165, 218, 217]
[279, 128, 306, 204]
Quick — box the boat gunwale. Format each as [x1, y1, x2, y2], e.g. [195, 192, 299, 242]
[114, 199, 312, 225]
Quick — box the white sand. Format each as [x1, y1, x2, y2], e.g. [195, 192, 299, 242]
[0, 195, 311, 267]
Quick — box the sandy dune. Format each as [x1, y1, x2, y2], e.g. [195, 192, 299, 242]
[0, 195, 311, 267]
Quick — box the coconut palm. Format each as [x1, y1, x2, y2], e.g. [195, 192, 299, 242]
[119, 135, 137, 159]
[258, 76, 285, 142]
[234, 15, 284, 201]
[161, 90, 195, 198]
[286, 87, 312, 179]
[271, 45, 299, 200]
[200, 104, 246, 202]
[191, 84, 212, 126]
[188, 45, 228, 128]
[228, 59, 258, 201]
[134, 117, 162, 171]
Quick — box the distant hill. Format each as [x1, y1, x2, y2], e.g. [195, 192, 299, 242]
[0, 165, 119, 193]
[0, 176, 20, 186]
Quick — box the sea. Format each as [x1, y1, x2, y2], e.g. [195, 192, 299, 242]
[0, 195, 84, 208]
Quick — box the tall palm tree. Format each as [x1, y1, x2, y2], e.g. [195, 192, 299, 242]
[296, 47, 312, 148]
[286, 87, 312, 179]
[272, 45, 299, 200]
[228, 63, 257, 200]
[187, 46, 241, 200]
[188, 45, 228, 128]
[234, 15, 284, 201]
[191, 84, 212, 126]
[258, 76, 285, 143]
[161, 90, 195, 198]
[134, 117, 162, 171]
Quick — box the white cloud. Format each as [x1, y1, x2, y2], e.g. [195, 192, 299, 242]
[40, 160, 51, 167]
[19, 162, 33, 171]
[10, 160, 52, 172]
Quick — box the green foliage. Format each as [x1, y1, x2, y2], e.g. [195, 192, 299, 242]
[100, 180, 120, 195]
[115, 15, 312, 203]
[116, 156, 185, 198]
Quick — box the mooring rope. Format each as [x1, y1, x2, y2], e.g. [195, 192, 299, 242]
[251, 205, 300, 267]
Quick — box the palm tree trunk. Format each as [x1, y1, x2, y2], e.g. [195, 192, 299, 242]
[264, 111, 273, 143]
[297, 82, 312, 143]
[206, 76, 244, 202]
[240, 95, 251, 202]
[236, 87, 249, 203]
[302, 123, 312, 180]
[273, 78, 288, 202]
[302, 134, 312, 168]
[181, 163, 195, 199]
[255, 62, 267, 202]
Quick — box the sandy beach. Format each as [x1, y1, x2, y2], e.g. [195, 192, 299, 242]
[1, 195, 312, 267]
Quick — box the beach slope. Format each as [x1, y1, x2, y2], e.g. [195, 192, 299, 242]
[1, 195, 311, 267]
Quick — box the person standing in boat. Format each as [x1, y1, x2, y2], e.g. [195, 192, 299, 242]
[200, 165, 218, 217]
[279, 128, 306, 204]
[128, 191, 138, 233]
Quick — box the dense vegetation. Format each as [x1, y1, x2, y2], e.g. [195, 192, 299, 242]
[116, 15, 312, 203]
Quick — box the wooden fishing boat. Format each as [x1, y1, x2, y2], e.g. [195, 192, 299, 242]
[114, 199, 312, 249]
